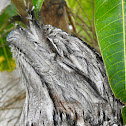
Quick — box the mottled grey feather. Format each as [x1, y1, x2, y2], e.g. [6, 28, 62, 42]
[7, 21, 122, 126]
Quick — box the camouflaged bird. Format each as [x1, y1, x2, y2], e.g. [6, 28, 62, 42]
[7, 19, 123, 126]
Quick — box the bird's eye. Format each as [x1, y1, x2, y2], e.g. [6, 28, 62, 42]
[34, 41, 38, 48]
[34, 41, 38, 45]
[34, 41, 37, 44]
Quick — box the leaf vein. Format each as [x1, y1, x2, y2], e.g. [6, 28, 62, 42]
[102, 40, 122, 52]
[104, 50, 123, 62]
[110, 70, 124, 81]
[107, 61, 123, 71]
[122, 0, 126, 94]
[113, 80, 125, 91]
[116, 89, 125, 98]
[96, 2, 122, 24]
[100, 32, 123, 43]
[95, 0, 107, 15]
[98, 18, 122, 33]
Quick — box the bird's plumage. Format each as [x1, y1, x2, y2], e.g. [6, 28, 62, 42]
[7, 21, 122, 126]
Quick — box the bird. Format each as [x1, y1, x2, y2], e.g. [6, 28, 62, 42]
[7, 16, 123, 125]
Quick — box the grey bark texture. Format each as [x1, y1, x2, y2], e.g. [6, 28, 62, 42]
[7, 20, 123, 126]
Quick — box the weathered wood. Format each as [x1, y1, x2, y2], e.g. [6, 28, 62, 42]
[7, 21, 123, 125]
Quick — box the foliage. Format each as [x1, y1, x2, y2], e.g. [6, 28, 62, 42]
[95, 0, 126, 123]
[66, 0, 98, 49]
[0, 3, 17, 71]
[95, 0, 126, 103]
[32, 0, 44, 19]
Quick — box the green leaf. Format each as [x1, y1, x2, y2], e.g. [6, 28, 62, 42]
[122, 106, 126, 124]
[32, 0, 44, 18]
[0, 3, 17, 71]
[95, 0, 126, 103]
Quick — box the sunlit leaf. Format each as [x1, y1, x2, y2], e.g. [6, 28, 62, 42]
[32, 0, 44, 18]
[0, 3, 17, 71]
[95, 0, 126, 103]
[66, 0, 98, 51]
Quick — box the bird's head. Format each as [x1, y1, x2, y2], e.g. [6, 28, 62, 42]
[7, 21, 54, 68]
[6, 21, 56, 92]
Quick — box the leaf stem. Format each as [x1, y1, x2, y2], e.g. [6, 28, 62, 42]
[122, 0, 126, 93]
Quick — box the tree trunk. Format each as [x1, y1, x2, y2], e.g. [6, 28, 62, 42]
[11, 0, 70, 33]
[40, 0, 70, 33]
[7, 20, 123, 126]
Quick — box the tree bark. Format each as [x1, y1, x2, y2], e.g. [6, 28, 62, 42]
[40, 0, 70, 33]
